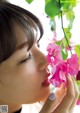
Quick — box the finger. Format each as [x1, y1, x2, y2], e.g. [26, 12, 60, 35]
[39, 93, 56, 113]
[53, 83, 67, 103]
[40, 83, 66, 113]
[53, 75, 75, 111]
[69, 77, 79, 113]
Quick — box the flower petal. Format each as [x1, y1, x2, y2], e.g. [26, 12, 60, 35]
[67, 54, 79, 75]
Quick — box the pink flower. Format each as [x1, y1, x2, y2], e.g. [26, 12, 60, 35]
[46, 43, 62, 65]
[46, 43, 79, 87]
[49, 54, 79, 87]
[67, 54, 79, 76]
[50, 62, 67, 87]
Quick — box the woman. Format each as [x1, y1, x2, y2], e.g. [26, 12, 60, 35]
[0, 1, 79, 113]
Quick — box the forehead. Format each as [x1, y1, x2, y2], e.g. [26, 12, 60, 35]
[14, 23, 28, 48]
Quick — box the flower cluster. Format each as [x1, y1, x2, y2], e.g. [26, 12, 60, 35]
[46, 43, 79, 87]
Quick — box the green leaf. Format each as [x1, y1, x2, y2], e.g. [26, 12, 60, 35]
[77, 81, 80, 86]
[45, 0, 60, 18]
[64, 28, 72, 39]
[75, 45, 80, 64]
[45, 0, 51, 4]
[66, 10, 75, 28]
[60, 0, 76, 5]
[76, 81, 80, 98]
[75, 45, 80, 58]
[62, 38, 70, 47]
[56, 40, 68, 60]
[25, 0, 33, 4]
[62, 1, 71, 12]
[61, 0, 76, 12]
[56, 40, 63, 45]
[61, 48, 68, 60]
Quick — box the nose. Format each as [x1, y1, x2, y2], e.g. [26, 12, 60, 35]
[36, 50, 49, 71]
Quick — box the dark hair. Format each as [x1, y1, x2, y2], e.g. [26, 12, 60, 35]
[0, 0, 8, 3]
[0, 2, 43, 63]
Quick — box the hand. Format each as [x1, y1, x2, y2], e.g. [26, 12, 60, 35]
[40, 76, 79, 113]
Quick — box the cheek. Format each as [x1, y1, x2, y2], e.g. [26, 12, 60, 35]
[21, 66, 50, 102]
[18, 60, 39, 80]
[17, 62, 41, 90]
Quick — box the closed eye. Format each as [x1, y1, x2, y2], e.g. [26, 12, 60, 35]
[20, 54, 32, 63]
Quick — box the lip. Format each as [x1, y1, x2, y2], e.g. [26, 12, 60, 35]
[42, 78, 50, 87]
[47, 73, 51, 77]
[42, 73, 50, 87]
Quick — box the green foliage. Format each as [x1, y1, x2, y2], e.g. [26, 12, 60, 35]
[66, 10, 75, 28]
[45, 0, 60, 18]
[75, 45, 80, 57]
[44, 0, 76, 58]
[75, 45, 80, 64]
[64, 27, 72, 39]
[61, 48, 68, 60]
[76, 80, 80, 98]
[25, 0, 80, 99]
[61, 0, 76, 11]
[25, 0, 33, 4]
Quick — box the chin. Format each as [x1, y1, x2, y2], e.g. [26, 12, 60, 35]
[24, 87, 50, 104]
[35, 86, 50, 102]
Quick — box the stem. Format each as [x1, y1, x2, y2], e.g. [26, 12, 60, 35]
[58, 0, 72, 55]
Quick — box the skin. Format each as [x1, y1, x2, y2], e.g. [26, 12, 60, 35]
[40, 76, 79, 113]
[0, 23, 50, 112]
[0, 23, 79, 113]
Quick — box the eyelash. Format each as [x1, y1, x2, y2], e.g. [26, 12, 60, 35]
[20, 43, 39, 64]
[20, 54, 31, 63]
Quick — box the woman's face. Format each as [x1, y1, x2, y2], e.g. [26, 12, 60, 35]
[0, 24, 50, 104]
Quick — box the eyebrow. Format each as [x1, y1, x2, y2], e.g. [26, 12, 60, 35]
[16, 41, 28, 51]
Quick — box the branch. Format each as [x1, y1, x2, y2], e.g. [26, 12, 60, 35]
[58, 0, 72, 55]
